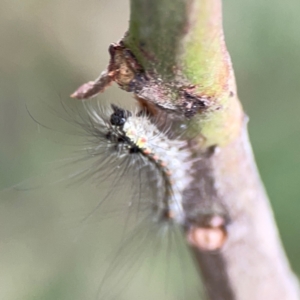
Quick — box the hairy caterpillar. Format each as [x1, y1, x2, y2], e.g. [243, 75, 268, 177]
[0, 99, 202, 300]
[85, 103, 193, 224]
[81, 101, 200, 299]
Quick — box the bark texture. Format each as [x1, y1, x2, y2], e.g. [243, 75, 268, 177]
[188, 127, 299, 300]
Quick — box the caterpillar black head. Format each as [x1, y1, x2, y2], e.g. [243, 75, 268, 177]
[110, 104, 132, 127]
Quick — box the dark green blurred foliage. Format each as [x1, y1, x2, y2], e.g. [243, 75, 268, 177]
[0, 1, 299, 299]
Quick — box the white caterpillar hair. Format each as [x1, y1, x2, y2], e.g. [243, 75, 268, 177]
[1, 99, 201, 300]
[81, 102, 193, 225]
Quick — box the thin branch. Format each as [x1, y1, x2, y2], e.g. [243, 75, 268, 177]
[72, 0, 300, 299]
[70, 70, 112, 99]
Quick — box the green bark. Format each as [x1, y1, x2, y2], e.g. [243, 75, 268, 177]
[124, 0, 242, 146]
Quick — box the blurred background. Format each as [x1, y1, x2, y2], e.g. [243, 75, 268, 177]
[0, 0, 300, 299]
